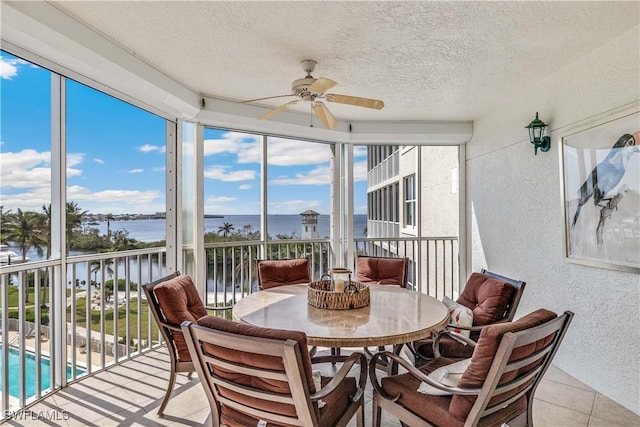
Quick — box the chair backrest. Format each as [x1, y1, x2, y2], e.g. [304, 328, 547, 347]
[450, 309, 573, 424]
[182, 315, 320, 426]
[457, 270, 526, 327]
[257, 258, 311, 290]
[355, 256, 408, 287]
[481, 269, 526, 322]
[142, 272, 208, 362]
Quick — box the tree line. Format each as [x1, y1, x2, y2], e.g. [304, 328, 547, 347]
[0, 202, 161, 262]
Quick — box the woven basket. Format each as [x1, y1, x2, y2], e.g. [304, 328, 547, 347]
[307, 280, 370, 310]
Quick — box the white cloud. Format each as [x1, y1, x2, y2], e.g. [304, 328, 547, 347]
[269, 164, 331, 185]
[266, 137, 332, 166]
[0, 56, 28, 79]
[354, 203, 368, 215]
[67, 186, 160, 201]
[0, 149, 52, 190]
[203, 132, 261, 157]
[152, 166, 166, 172]
[203, 132, 332, 166]
[127, 169, 144, 174]
[353, 146, 368, 158]
[94, 158, 104, 164]
[204, 165, 255, 181]
[207, 196, 236, 203]
[138, 144, 165, 153]
[1, 185, 164, 215]
[0, 191, 53, 212]
[268, 199, 323, 214]
[205, 200, 260, 215]
[353, 160, 367, 182]
[239, 184, 252, 190]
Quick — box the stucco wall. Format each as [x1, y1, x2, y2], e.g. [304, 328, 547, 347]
[466, 25, 640, 414]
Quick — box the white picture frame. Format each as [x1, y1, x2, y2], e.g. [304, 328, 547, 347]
[560, 109, 640, 272]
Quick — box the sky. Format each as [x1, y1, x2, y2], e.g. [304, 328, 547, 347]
[1, 51, 369, 216]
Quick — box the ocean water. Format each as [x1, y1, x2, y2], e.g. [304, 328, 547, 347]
[9, 215, 368, 262]
[90, 214, 367, 242]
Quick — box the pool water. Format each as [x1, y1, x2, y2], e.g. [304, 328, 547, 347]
[0, 345, 85, 398]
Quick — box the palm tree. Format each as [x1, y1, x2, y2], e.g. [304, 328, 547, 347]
[3, 208, 47, 302]
[218, 222, 235, 237]
[41, 204, 52, 258]
[3, 208, 47, 262]
[66, 201, 87, 255]
[105, 213, 115, 238]
[90, 259, 115, 286]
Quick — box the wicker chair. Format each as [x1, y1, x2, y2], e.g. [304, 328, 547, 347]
[182, 315, 367, 427]
[370, 309, 573, 427]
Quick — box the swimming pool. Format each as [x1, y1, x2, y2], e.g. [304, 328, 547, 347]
[0, 345, 85, 399]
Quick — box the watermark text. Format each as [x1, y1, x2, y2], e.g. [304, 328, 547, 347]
[3, 409, 70, 421]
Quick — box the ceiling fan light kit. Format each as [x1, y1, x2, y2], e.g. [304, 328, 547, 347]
[247, 59, 384, 130]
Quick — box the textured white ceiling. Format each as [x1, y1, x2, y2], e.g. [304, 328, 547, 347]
[51, 1, 639, 122]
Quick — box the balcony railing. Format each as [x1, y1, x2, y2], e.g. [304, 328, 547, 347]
[1, 247, 167, 414]
[1, 235, 457, 418]
[203, 238, 332, 307]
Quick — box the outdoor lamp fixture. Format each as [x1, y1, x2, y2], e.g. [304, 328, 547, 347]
[525, 112, 551, 155]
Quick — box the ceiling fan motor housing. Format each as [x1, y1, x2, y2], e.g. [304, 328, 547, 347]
[292, 77, 318, 100]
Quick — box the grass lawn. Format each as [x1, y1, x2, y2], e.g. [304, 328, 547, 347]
[68, 297, 231, 343]
[68, 296, 160, 344]
[4, 285, 73, 308]
[4, 285, 231, 346]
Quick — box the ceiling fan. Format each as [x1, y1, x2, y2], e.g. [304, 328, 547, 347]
[243, 60, 384, 129]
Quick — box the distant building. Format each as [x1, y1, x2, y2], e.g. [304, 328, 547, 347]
[300, 210, 319, 239]
[365, 145, 459, 292]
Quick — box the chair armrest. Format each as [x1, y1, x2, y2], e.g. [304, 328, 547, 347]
[432, 329, 478, 358]
[310, 352, 367, 403]
[204, 304, 233, 312]
[160, 320, 183, 333]
[368, 351, 481, 401]
[444, 318, 509, 332]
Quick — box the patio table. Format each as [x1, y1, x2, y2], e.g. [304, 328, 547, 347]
[232, 283, 449, 370]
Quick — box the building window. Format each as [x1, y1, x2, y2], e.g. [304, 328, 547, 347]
[404, 174, 416, 227]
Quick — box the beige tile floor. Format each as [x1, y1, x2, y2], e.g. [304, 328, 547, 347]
[4, 347, 639, 427]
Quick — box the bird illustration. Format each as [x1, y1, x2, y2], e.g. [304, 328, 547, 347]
[571, 131, 639, 228]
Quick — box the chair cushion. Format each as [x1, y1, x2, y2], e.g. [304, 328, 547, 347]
[355, 257, 406, 286]
[153, 275, 207, 361]
[382, 357, 527, 427]
[418, 358, 472, 395]
[450, 308, 557, 420]
[258, 259, 310, 289]
[457, 273, 515, 325]
[197, 315, 357, 426]
[219, 375, 357, 427]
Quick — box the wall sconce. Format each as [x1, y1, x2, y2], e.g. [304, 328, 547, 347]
[525, 112, 551, 155]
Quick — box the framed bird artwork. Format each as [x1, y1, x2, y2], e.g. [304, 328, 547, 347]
[560, 108, 639, 272]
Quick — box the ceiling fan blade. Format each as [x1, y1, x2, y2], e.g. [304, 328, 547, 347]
[325, 94, 384, 110]
[242, 94, 296, 103]
[312, 101, 338, 129]
[309, 77, 337, 93]
[259, 100, 298, 120]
